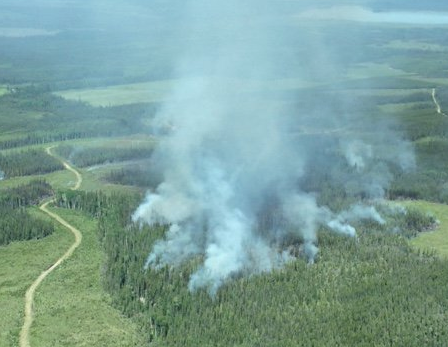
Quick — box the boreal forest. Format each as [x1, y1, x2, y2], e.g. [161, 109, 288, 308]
[1, 1, 448, 346]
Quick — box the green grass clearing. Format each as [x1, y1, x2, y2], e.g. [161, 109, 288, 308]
[54, 80, 175, 106]
[0, 135, 155, 193]
[0, 135, 156, 155]
[0, 85, 8, 96]
[0, 205, 144, 346]
[0, 170, 75, 191]
[30, 207, 143, 347]
[400, 200, 448, 258]
[78, 167, 141, 194]
[54, 77, 321, 107]
[0, 207, 73, 347]
[56, 68, 437, 109]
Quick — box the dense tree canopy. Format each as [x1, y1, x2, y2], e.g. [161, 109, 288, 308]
[55, 190, 448, 346]
[0, 180, 55, 246]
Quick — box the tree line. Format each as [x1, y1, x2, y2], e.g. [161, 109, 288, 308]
[389, 138, 448, 203]
[55, 145, 153, 168]
[0, 86, 160, 151]
[0, 149, 63, 178]
[0, 131, 97, 151]
[0, 180, 54, 246]
[104, 166, 162, 189]
[53, 189, 447, 346]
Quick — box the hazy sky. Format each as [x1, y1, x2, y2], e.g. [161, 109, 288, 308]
[1, 1, 448, 32]
[297, 6, 448, 25]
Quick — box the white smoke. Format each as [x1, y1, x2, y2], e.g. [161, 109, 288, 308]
[132, 1, 415, 296]
[343, 140, 373, 172]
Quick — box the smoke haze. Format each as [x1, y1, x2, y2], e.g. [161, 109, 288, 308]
[129, 1, 416, 296]
[297, 6, 448, 25]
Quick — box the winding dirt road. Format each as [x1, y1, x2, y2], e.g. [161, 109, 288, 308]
[19, 146, 82, 347]
[431, 88, 448, 117]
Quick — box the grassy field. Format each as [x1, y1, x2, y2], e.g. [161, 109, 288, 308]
[30, 207, 144, 347]
[0, 207, 73, 346]
[54, 77, 322, 107]
[54, 80, 175, 106]
[52, 61, 446, 109]
[0, 170, 75, 191]
[0, 206, 144, 347]
[0, 135, 156, 154]
[401, 200, 448, 258]
[0, 85, 8, 96]
[0, 135, 155, 192]
[78, 167, 142, 194]
[0, 136, 149, 346]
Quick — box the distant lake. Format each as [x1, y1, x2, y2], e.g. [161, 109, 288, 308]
[0, 28, 59, 38]
[297, 6, 448, 25]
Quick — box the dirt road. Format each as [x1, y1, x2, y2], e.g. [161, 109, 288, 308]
[432, 88, 448, 117]
[19, 146, 82, 347]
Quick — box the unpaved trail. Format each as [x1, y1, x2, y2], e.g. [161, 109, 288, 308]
[45, 146, 82, 190]
[432, 88, 448, 117]
[19, 146, 82, 347]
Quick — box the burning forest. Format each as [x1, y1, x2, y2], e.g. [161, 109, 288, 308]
[132, 0, 415, 296]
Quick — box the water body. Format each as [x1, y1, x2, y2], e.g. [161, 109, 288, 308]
[298, 6, 448, 25]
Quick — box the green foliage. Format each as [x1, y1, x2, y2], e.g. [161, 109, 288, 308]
[29, 207, 145, 347]
[0, 87, 157, 150]
[0, 213, 73, 347]
[0, 179, 53, 208]
[398, 110, 448, 141]
[54, 190, 109, 217]
[104, 166, 162, 189]
[406, 201, 448, 258]
[0, 149, 63, 178]
[401, 207, 438, 236]
[0, 207, 54, 246]
[436, 86, 448, 110]
[0, 205, 144, 347]
[2, 15, 448, 346]
[54, 192, 448, 346]
[0, 25, 174, 89]
[0, 180, 55, 246]
[389, 139, 448, 203]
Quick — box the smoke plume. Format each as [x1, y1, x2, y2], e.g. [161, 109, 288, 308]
[132, 1, 414, 296]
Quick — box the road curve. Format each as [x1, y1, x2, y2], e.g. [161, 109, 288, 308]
[19, 146, 83, 347]
[432, 88, 448, 117]
[45, 146, 83, 190]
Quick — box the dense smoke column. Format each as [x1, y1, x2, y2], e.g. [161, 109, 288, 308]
[133, 1, 415, 296]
